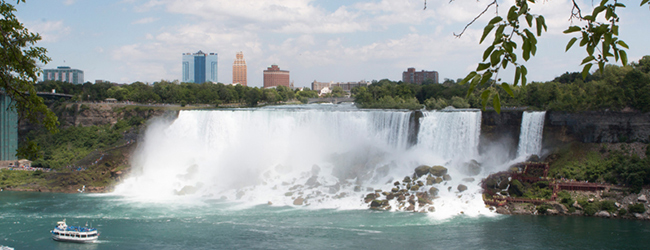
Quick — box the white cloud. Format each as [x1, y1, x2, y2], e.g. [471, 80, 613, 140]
[132, 17, 159, 24]
[63, 0, 76, 5]
[25, 20, 71, 43]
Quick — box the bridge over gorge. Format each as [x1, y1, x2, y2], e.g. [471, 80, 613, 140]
[306, 97, 355, 104]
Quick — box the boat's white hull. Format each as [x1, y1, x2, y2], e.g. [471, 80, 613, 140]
[51, 229, 99, 243]
[52, 234, 98, 243]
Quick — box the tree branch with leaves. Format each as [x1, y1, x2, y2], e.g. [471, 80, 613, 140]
[452, 0, 650, 113]
[1, 0, 58, 158]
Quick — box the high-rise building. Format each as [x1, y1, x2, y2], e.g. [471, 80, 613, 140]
[43, 66, 84, 84]
[402, 68, 439, 85]
[232, 52, 247, 86]
[0, 94, 18, 161]
[263, 65, 290, 88]
[182, 51, 218, 83]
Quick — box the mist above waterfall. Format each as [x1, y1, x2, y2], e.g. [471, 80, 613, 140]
[114, 105, 546, 219]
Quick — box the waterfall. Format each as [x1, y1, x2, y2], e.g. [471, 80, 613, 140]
[517, 111, 547, 158]
[417, 110, 482, 161]
[114, 106, 491, 217]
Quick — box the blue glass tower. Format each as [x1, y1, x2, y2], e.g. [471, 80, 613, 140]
[182, 51, 218, 83]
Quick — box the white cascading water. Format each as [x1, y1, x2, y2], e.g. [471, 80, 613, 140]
[517, 111, 547, 158]
[114, 105, 495, 218]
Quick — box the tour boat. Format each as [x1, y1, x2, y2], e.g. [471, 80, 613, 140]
[50, 219, 99, 243]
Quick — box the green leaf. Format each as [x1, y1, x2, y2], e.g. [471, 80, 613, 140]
[620, 49, 628, 66]
[494, 25, 506, 44]
[480, 24, 495, 44]
[459, 71, 477, 85]
[566, 37, 578, 51]
[480, 89, 491, 109]
[581, 55, 595, 65]
[598, 61, 605, 74]
[614, 3, 625, 7]
[488, 16, 503, 25]
[477, 63, 491, 71]
[483, 45, 495, 61]
[525, 14, 533, 27]
[642, 0, 649, 6]
[490, 50, 502, 67]
[581, 63, 593, 80]
[612, 25, 619, 36]
[535, 16, 543, 36]
[501, 82, 514, 97]
[493, 92, 501, 114]
[467, 75, 481, 98]
[514, 67, 521, 86]
[507, 6, 518, 22]
[521, 65, 528, 86]
[563, 26, 581, 34]
[480, 72, 493, 86]
[522, 40, 531, 61]
[592, 6, 607, 16]
[617, 40, 629, 49]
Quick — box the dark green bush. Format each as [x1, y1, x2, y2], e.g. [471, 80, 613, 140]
[629, 203, 646, 214]
[537, 204, 552, 214]
[583, 204, 598, 216]
[598, 200, 617, 212]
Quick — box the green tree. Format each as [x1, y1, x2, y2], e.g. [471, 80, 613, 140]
[1, 0, 58, 136]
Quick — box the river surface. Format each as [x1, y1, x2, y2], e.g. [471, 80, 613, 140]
[1, 192, 649, 249]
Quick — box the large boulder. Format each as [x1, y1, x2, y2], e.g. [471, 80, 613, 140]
[638, 194, 647, 203]
[429, 165, 448, 177]
[595, 211, 611, 218]
[293, 197, 305, 206]
[457, 184, 468, 192]
[443, 174, 452, 181]
[414, 165, 432, 177]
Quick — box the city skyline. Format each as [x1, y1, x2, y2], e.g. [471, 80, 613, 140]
[16, 0, 650, 88]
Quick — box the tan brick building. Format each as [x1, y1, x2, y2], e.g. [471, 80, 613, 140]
[263, 65, 290, 88]
[232, 51, 247, 86]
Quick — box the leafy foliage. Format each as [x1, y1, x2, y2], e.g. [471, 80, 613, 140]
[0, 0, 58, 132]
[456, 0, 650, 112]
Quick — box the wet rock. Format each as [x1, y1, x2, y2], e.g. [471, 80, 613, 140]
[403, 176, 412, 183]
[293, 197, 304, 206]
[526, 154, 540, 162]
[443, 174, 452, 181]
[305, 176, 320, 187]
[328, 183, 341, 194]
[435, 177, 443, 184]
[391, 187, 399, 193]
[429, 165, 448, 177]
[364, 193, 377, 203]
[573, 200, 583, 210]
[595, 211, 611, 218]
[428, 206, 436, 212]
[414, 165, 432, 177]
[462, 160, 482, 176]
[370, 199, 385, 208]
[175, 185, 198, 196]
[457, 184, 468, 192]
[397, 194, 406, 201]
[354, 186, 361, 192]
[386, 193, 396, 200]
[638, 194, 647, 203]
[311, 164, 321, 176]
[366, 187, 374, 192]
[426, 176, 436, 185]
[410, 185, 420, 191]
[394, 181, 400, 186]
[462, 178, 475, 183]
[429, 187, 439, 197]
[236, 190, 245, 200]
[284, 192, 293, 196]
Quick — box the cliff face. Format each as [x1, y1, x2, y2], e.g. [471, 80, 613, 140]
[479, 111, 523, 159]
[57, 103, 178, 127]
[546, 111, 650, 143]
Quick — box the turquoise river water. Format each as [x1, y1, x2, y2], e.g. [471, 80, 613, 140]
[1, 191, 649, 249]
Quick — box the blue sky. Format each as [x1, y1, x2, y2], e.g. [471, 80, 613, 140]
[15, 0, 650, 88]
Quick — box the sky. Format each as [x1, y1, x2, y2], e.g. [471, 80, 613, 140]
[14, 0, 650, 88]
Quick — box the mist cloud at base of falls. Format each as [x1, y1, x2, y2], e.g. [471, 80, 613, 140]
[114, 107, 544, 219]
